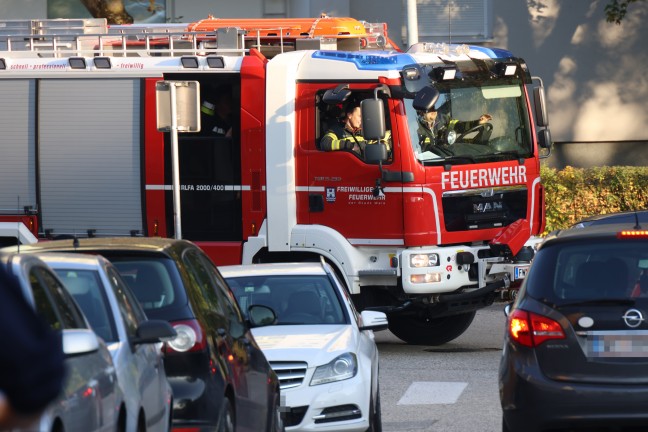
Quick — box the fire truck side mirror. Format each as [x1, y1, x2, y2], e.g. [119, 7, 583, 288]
[322, 84, 351, 104]
[412, 86, 440, 112]
[537, 128, 552, 159]
[361, 98, 386, 141]
[532, 80, 549, 128]
[538, 128, 552, 149]
[364, 142, 388, 164]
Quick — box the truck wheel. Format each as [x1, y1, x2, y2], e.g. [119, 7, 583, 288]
[387, 311, 476, 345]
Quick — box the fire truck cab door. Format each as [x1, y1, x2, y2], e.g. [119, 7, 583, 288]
[306, 94, 404, 245]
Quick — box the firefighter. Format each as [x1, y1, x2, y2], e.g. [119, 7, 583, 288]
[200, 85, 233, 137]
[320, 102, 391, 159]
[417, 105, 492, 152]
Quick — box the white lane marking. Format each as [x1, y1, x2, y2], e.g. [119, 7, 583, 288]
[397, 381, 467, 405]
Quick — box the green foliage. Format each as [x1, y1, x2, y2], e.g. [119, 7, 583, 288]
[541, 165, 648, 234]
[605, 0, 644, 24]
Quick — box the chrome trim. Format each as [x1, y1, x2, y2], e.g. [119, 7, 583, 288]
[442, 185, 527, 197]
[622, 308, 644, 329]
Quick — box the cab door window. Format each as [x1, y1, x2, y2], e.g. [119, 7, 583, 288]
[316, 90, 393, 163]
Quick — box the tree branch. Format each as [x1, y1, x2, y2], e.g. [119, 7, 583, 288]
[80, 0, 134, 24]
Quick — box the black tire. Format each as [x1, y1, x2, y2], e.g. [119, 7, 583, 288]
[366, 385, 382, 432]
[137, 414, 146, 432]
[502, 415, 512, 432]
[388, 311, 476, 345]
[268, 391, 285, 432]
[115, 407, 126, 432]
[218, 398, 235, 432]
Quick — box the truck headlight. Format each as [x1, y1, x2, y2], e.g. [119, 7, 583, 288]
[410, 253, 439, 268]
[310, 353, 357, 386]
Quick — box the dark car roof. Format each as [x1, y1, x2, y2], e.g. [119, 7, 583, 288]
[10, 237, 196, 256]
[540, 219, 646, 249]
[572, 210, 648, 227]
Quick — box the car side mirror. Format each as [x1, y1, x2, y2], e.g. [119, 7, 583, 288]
[248, 304, 277, 327]
[63, 329, 100, 356]
[359, 310, 389, 331]
[132, 319, 177, 345]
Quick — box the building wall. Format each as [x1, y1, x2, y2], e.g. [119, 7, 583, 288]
[0, 0, 45, 19]
[2, 0, 646, 169]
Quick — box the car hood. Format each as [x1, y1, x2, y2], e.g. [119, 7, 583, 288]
[251, 324, 358, 364]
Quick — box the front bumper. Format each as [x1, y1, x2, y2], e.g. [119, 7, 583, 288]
[282, 374, 371, 431]
[401, 244, 528, 295]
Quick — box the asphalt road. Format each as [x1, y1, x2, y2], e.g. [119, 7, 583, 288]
[374, 303, 508, 432]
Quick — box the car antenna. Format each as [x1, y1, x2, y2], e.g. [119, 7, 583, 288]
[634, 210, 642, 230]
[16, 196, 20, 254]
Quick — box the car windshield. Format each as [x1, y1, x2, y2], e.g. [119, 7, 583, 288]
[226, 274, 347, 325]
[524, 239, 648, 304]
[406, 83, 533, 165]
[55, 269, 117, 343]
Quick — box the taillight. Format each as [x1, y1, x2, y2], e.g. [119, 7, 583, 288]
[164, 319, 206, 354]
[508, 309, 565, 347]
[617, 230, 648, 239]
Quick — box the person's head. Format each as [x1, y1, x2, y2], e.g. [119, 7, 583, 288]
[203, 85, 233, 120]
[343, 103, 362, 132]
[418, 107, 437, 128]
[214, 86, 233, 119]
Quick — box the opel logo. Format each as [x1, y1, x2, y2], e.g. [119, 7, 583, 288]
[622, 309, 644, 328]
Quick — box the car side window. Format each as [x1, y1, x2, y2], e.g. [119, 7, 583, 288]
[31, 267, 87, 330]
[107, 266, 146, 338]
[30, 269, 64, 331]
[196, 252, 248, 337]
[182, 248, 225, 315]
[199, 253, 245, 323]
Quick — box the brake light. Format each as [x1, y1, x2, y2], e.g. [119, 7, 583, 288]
[164, 319, 206, 354]
[508, 309, 565, 347]
[617, 230, 648, 239]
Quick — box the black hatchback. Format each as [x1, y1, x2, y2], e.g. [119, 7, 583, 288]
[15, 237, 283, 432]
[499, 214, 648, 432]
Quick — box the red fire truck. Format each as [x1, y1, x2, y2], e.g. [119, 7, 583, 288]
[0, 17, 550, 344]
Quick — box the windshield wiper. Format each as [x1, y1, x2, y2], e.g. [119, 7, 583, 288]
[442, 155, 476, 164]
[557, 298, 636, 308]
[475, 151, 524, 161]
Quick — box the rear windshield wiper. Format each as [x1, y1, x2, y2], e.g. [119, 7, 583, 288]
[556, 298, 636, 308]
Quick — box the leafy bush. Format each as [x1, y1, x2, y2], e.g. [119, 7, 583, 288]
[541, 165, 648, 234]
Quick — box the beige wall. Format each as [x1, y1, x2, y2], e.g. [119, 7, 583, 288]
[0, 0, 46, 19]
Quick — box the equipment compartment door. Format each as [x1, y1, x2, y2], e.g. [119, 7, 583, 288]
[38, 79, 143, 238]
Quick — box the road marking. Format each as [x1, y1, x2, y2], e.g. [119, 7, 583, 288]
[397, 381, 468, 405]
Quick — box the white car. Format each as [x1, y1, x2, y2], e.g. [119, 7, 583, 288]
[36, 252, 176, 432]
[220, 261, 388, 432]
[0, 252, 119, 432]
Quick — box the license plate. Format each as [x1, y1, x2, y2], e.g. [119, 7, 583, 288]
[514, 266, 528, 280]
[587, 331, 648, 358]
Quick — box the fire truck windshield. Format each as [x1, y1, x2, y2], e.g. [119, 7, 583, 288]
[405, 83, 533, 165]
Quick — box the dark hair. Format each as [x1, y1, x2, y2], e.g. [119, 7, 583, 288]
[343, 101, 360, 116]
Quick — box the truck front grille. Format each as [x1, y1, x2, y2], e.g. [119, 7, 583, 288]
[442, 186, 527, 232]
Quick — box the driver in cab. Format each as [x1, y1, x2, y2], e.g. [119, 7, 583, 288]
[417, 105, 492, 152]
